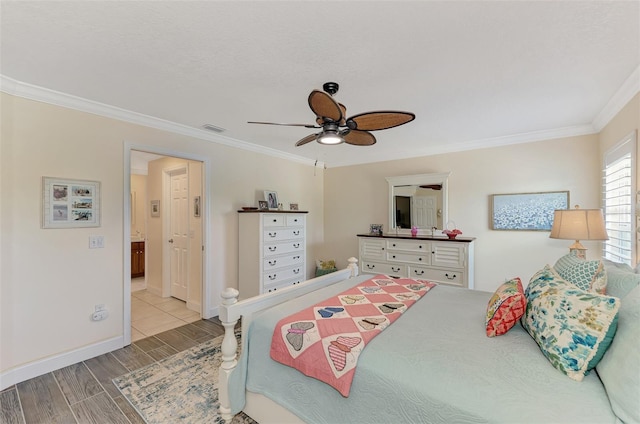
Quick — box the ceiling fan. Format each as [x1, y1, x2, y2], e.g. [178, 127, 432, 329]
[248, 82, 415, 147]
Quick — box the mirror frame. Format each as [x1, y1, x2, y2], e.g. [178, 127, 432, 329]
[386, 172, 451, 235]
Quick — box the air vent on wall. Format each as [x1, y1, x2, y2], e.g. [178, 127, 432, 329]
[202, 123, 226, 133]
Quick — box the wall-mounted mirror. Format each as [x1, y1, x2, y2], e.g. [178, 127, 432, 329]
[386, 172, 451, 234]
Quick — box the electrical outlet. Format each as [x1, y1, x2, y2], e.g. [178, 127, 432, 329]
[91, 309, 109, 321]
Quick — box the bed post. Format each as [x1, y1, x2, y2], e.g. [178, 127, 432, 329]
[219, 287, 239, 424]
[348, 256, 359, 277]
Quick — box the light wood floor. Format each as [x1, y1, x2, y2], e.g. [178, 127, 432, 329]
[0, 319, 225, 424]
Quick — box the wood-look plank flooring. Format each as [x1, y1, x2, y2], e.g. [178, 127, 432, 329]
[0, 318, 225, 424]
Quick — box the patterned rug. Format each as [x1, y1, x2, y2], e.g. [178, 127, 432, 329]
[113, 334, 257, 424]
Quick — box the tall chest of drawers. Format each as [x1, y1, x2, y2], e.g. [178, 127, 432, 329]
[358, 234, 475, 289]
[238, 211, 308, 299]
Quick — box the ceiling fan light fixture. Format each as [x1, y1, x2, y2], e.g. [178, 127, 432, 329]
[317, 132, 344, 145]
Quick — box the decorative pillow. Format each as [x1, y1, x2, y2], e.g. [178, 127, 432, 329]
[603, 259, 640, 299]
[596, 284, 640, 423]
[521, 265, 620, 381]
[553, 253, 607, 294]
[485, 277, 526, 337]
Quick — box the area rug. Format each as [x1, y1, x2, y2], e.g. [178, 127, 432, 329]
[113, 334, 256, 424]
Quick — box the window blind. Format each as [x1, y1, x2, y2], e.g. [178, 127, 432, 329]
[602, 132, 636, 265]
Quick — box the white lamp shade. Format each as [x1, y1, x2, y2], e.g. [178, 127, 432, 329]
[549, 209, 609, 241]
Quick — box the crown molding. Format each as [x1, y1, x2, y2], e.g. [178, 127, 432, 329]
[0, 75, 323, 168]
[592, 65, 640, 132]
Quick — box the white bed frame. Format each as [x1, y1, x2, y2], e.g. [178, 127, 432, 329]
[218, 257, 360, 423]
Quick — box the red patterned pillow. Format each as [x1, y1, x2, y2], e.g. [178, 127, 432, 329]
[485, 277, 526, 337]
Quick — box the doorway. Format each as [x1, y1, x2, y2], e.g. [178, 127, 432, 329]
[125, 146, 208, 345]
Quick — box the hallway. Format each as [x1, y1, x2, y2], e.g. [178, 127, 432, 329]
[131, 279, 200, 342]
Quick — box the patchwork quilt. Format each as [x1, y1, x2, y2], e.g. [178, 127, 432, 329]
[270, 274, 436, 396]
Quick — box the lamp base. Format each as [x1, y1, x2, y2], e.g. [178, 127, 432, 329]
[568, 241, 587, 259]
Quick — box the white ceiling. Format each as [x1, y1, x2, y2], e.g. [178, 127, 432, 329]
[1, 1, 639, 168]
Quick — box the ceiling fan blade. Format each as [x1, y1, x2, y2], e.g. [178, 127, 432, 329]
[308, 90, 343, 123]
[295, 133, 319, 147]
[347, 111, 415, 131]
[316, 103, 347, 126]
[248, 121, 319, 129]
[343, 130, 376, 146]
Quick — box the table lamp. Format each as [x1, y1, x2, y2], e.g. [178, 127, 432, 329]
[549, 206, 609, 259]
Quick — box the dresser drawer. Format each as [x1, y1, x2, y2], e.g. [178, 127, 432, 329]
[264, 240, 304, 257]
[263, 265, 304, 286]
[361, 260, 407, 278]
[264, 276, 305, 293]
[386, 239, 429, 252]
[263, 227, 304, 242]
[263, 253, 304, 271]
[286, 214, 305, 226]
[360, 238, 386, 260]
[386, 251, 430, 265]
[409, 266, 464, 287]
[263, 214, 285, 227]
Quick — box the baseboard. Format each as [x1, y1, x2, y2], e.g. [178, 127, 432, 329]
[0, 336, 124, 390]
[205, 305, 219, 320]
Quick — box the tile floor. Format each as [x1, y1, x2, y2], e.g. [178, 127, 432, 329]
[0, 318, 227, 424]
[131, 279, 201, 342]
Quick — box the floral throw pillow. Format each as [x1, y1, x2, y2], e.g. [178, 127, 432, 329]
[553, 253, 607, 294]
[485, 277, 526, 337]
[521, 265, 620, 381]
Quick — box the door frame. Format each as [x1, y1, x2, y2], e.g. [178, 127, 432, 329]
[123, 142, 211, 346]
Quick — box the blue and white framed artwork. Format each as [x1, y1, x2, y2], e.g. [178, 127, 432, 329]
[490, 191, 569, 231]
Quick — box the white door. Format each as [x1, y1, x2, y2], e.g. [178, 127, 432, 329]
[169, 169, 189, 300]
[412, 195, 437, 228]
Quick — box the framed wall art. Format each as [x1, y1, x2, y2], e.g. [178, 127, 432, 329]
[150, 200, 160, 217]
[490, 190, 569, 231]
[194, 196, 201, 217]
[42, 177, 101, 228]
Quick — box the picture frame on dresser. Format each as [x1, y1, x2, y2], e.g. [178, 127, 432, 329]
[264, 190, 278, 209]
[258, 200, 269, 210]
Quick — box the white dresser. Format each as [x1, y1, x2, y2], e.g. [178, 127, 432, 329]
[238, 211, 307, 298]
[358, 235, 475, 289]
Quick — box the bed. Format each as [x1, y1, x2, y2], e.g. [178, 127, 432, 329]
[218, 257, 640, 424]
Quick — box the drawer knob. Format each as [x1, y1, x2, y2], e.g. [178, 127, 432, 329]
[419, 245, 423, 249]
[392, 255, 396, 258]
[418, 257, 422, 261]
[273, 219, 277, 222]
[392, 243, 396, 247]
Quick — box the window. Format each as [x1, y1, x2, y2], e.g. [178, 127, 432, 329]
[602, 131, 636, 265]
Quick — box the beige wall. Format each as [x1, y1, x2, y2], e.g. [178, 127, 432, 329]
[0, 93, 324, 381]
[323, 134, 603, 293]
[130, 174, 146, 237]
